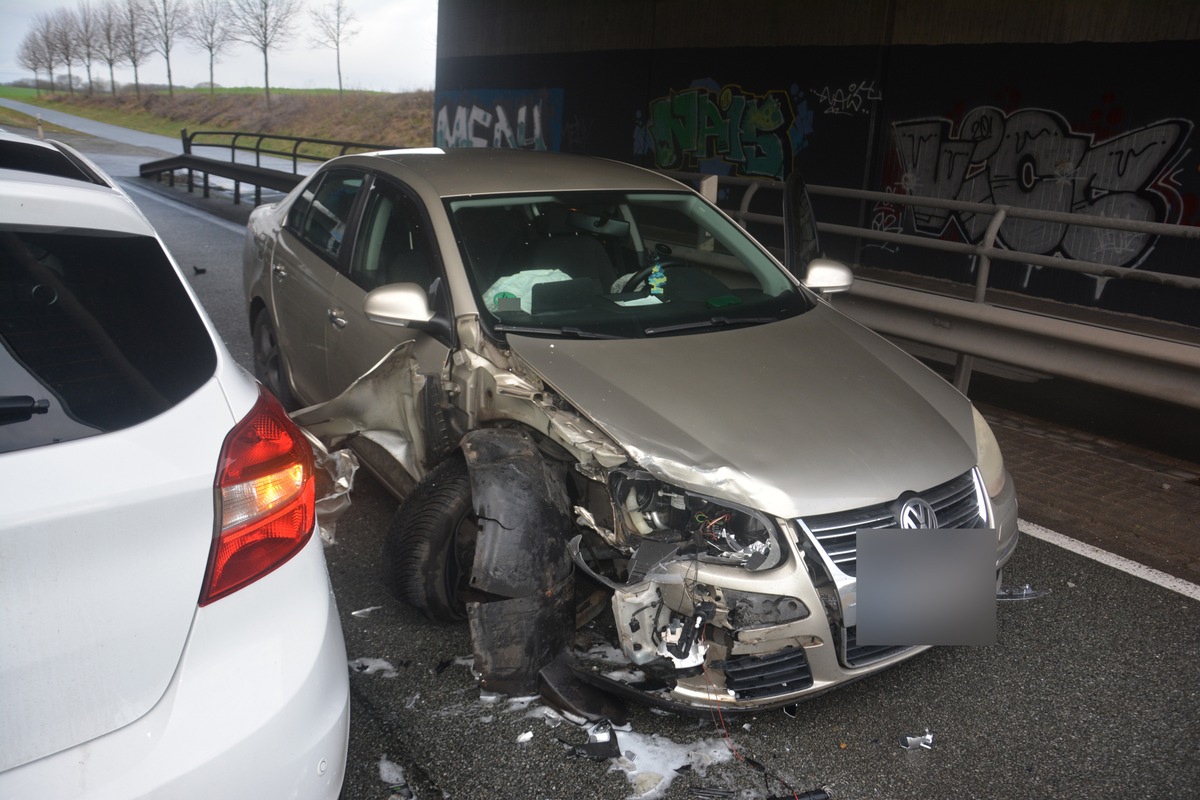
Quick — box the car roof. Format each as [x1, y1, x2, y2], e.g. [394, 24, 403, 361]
[334, 147, 689, 198]
[0, 169, 154, 236]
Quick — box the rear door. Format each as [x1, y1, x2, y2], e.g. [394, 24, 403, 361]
[270, 168, 367, 403]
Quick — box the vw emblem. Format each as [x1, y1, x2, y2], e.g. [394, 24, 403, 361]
[898, 497, 938, 529]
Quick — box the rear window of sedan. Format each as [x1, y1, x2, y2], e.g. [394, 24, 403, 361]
[0, 226, 217, 454]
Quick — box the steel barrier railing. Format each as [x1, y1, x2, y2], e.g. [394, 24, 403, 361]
[180, 129, 395, 173]
[664, 170, 1200, 408]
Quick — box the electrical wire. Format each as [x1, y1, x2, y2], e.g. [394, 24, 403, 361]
[698, 628, 808, 800]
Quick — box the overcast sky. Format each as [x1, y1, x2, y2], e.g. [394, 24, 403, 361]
[0, 0, 438, 93]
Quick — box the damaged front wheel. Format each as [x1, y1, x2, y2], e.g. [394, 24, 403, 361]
[381, 456, 478, 622]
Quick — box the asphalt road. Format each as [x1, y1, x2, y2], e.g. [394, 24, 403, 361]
[30, 120, 1200, 800]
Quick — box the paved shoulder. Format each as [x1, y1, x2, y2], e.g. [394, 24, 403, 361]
[0, 98, 180, 154]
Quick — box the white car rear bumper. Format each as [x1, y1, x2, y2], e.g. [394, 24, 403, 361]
[0, 531, 349, 800]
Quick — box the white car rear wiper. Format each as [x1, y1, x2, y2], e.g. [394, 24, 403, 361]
[643, 316, 778, 336]
[0, 395, 50, 425]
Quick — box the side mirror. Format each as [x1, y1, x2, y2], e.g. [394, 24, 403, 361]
[802, 258, 853, 295]
[363, 282, 436, 326]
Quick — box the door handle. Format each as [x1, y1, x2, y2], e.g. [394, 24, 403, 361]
[271, 263, 288, 278]
[327, 308, 347, 329]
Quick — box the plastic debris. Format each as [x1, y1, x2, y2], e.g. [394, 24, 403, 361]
[567, 720, 622, 760]
[900, 728, 934, 750]
[516, 730, 534, 744]
[996, 583, 1051, 601]
[351, 605, 383, 618]
[379, 756, 414, 797]
[348, 657, 399, 678]
[303, 433, 358, 544]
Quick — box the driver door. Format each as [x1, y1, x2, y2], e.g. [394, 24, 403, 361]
[325, 175, 450, 395]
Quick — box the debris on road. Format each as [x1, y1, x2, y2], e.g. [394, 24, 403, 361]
[348, 657, 399, 678]
[567, 720, 623, 761]
[997, 582, 1051, 600]
[899, 728, 934, 750]
[378, 755, 414, 798]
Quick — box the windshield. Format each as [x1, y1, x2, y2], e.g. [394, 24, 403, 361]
[446, 190, 812, 339]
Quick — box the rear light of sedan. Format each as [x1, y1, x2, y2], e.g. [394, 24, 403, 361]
[200, 386, 315, 606]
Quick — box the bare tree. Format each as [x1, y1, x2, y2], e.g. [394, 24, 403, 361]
[119, 0, 154, 98]
[309, 0, 358, 100]
[30, 13, 61, 94]
[145, 0, 190, 97]
[75, 1, 100, 95]
[96, 0, 129, 96]
[17, 31, 48, 95]
[184, 0, 234, 97]
[51, 8, 81, 96]
[227, 0, 304, 109]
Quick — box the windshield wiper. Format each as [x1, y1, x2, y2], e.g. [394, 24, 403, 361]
[0, 396, 50, 425]
[643, 316, 779, 336]
[494, 324, 622, 340]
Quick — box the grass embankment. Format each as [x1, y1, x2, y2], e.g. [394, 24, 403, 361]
[0, 87, 434, 149]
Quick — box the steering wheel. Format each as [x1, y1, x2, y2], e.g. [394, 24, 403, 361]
[625, 260, 731, 300]
[625, 259, 685, 293]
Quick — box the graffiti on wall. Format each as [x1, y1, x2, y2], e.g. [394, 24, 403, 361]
[641, 80, 817, 179]
[885, 106, 1191, 293]
[812, 80, 882, 116]
[434, 89, 564, 150]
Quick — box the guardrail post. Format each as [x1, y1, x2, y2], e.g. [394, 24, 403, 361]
[953, 207, 1009, 395]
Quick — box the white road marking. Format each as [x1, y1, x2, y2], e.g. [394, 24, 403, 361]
[1019, 519, 1200, 601]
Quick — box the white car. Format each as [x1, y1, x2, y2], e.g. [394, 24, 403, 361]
[0, 132, 349, 799]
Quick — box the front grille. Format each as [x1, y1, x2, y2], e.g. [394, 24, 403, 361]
[713, 647, 813, 700]
[797, 470, 986, 577]
[842, 625, 911, 667]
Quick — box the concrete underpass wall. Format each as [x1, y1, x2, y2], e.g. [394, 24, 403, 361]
[434, 0, 1200, 327]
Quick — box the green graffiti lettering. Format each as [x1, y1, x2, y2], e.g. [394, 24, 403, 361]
[646, 83, 794, 178]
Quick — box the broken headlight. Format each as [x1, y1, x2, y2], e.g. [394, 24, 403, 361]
[611, 471, 786, 571]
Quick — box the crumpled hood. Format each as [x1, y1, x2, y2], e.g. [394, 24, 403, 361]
[508, 307, 978, 518]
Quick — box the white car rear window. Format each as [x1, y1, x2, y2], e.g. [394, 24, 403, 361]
[0, 226, 217, 454]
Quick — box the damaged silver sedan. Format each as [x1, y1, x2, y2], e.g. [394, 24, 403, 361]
[242, 148, 1019, 713]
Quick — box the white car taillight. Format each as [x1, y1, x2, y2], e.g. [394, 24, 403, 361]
[200, 386, 315, 606]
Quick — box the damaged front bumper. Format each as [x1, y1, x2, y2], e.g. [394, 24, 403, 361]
[565, 473, 1020, 714]
[567, 526, 921, 713]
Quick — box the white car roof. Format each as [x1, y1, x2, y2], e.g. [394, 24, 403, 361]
[0, 168, 154, 236]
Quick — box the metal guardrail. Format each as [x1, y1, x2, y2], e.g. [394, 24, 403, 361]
[666, 171, 1200, 409]
[180, 128, 395, 173]
[140, 130, 398, 205]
